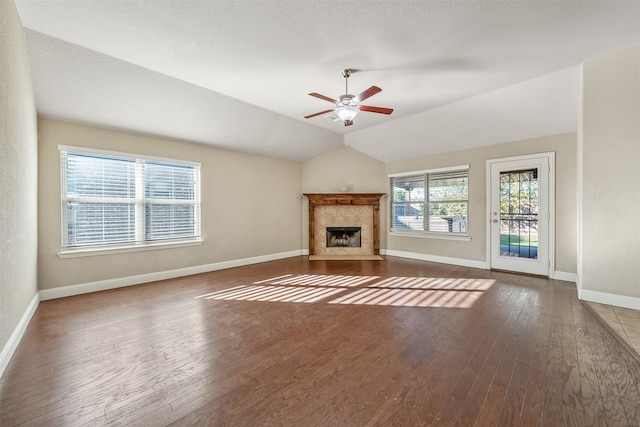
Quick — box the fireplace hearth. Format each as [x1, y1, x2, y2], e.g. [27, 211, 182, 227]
[326, 227, 361, 248]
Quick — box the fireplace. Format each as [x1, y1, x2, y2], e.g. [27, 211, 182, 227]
[326, 227, 361, 248]
[303, 193, 385, 257]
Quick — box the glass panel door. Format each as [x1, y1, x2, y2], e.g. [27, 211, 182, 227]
[500, 169, 538, 259]
[489, 154, 552, 277]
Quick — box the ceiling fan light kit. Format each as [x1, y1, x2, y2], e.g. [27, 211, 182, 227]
[304, 68, 393, 126]
[335, 104, 359, 121]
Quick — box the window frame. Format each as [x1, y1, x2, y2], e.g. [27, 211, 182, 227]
[389, 165, 470, 240]
[58, 145, 202, 258]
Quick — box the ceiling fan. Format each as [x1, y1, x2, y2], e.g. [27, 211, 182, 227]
[304, 69, 394, 126]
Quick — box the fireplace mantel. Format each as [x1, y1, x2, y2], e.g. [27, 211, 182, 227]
[303, 193, 385, 256]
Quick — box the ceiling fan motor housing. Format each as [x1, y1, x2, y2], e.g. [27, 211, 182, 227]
[337, 94, 357, 107]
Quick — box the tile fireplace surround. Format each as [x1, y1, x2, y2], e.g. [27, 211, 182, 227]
[303, 193, 385, 258]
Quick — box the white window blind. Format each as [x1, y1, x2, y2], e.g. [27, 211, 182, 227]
[390, 167, 469, 235]
[60, 148, 200, 250]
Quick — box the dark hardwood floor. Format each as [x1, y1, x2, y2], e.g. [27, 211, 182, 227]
[2, 256, 640, 426]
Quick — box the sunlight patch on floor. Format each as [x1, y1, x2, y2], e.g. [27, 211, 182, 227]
[198, 285, 345, 303]
[195, 274, 496, 308]
[373, 276, 494, 291]
[327, 288, 484, 308]
[254, 274, 380, 287]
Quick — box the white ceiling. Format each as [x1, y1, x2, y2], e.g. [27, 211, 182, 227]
[15, 1, 640, 162]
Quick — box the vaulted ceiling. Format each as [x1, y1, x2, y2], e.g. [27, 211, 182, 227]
[15, 1, 640, 162]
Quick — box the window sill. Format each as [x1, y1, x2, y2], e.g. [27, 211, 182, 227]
[388, 231, 471, 242]
[58, 239, 204, 258]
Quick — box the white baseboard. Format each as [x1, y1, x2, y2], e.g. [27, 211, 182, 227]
[383, 250, 577, 283]
[0, 293, 39, 378]
[383, 249, 487, 270]
[553, 271, 577, 282]
[39, 249, 304, 301]
[579, 288, 640, 310]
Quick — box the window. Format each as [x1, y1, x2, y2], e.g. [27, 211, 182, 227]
[60, 146, 201, 252]
[390, 166, 469, 236]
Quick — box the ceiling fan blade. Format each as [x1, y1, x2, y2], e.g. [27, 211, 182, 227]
[353, 86, 381, 103]
[309, 93, 336, 103]
[359, 105, 394, 115]
[304, 109, 334, 119]
[344, 120, 354, 126]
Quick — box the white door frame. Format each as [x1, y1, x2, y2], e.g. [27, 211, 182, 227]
[486, 152, 555, 277]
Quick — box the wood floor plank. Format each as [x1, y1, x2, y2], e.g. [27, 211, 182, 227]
[519, 300, 555, 426]
[2, 256, 640, 426]
[573, 307, 610, 427]
[561, 300, 587, 426]
[583, 305, 632, 426]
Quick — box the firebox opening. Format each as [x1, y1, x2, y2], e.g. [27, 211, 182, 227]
[326, 227, 361, 248]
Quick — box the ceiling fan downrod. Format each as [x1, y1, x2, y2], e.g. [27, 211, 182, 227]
[342, 68, 353, 95]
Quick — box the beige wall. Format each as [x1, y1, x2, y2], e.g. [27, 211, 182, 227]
[581, 45, 640, 297]
[301, 145, 388, 250]
[38, 119, 303, 289]
[386, 133, 577, 273]
[0, 1, 39, 361]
